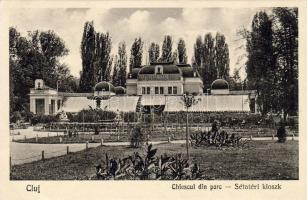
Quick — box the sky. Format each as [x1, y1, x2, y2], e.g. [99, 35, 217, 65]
[9, 7, 270, 79]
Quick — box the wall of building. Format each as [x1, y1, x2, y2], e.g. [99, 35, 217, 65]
[136, 80, 184, 95]
[126, 79, 137, 95]
[183, 78, 203, 95]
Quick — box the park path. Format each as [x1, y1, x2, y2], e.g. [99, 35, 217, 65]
[10, 127, 298, 165]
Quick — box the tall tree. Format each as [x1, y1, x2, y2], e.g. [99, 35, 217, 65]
[112, 55, 120, 86]
[246, 11, 275, 115]
[129, 37, 143, 72]
[215, 33, 230, 79]
[172, 50, 178, 64]
[94, 32, 112, 82]
[117, 41, 127, 87]
[272, 8, 298, 117]
[104, 55, 113, 82]
[148, 42, 160, 63]
[229, 68, 242, 90]
[161, 35, 173, 63]
[194, 36, 203, 67]
[79, 21, 96, 92]
[203, 33, 217, 89]
[177, 38, 188, 64]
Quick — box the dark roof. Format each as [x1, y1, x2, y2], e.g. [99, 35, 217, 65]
[211, 79, 229, 90]
[128, 68, 141, 79]
[176, 64, 191, 68]
[114, 86, 126, 95]
[139, 64, 180, 75]
[94, 81, 115, 92]
[180, 67, 200, 78]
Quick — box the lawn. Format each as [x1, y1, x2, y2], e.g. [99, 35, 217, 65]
[10, 140, 298, 180]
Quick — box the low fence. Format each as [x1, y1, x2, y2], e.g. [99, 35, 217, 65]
[10, 141, 103, 166]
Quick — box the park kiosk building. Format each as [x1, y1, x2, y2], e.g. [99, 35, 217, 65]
[29, 63, 257, 115]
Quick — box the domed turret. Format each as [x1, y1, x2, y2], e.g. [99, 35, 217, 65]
[94, 81, 115, 92]
[94, 81, 115, 99]
[211, 79, 229, 94]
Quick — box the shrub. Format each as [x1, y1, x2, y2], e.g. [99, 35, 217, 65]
[190, 130, 245, 148]
[30, 114, 59, 125]
[68, 109, 117, 122]
[130, 124, 144, 148]
[277, 122, 287, 143]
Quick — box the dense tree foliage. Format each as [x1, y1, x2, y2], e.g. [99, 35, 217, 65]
[244, 8, 298, 117]
[79, 21, 96, 92]
[129, 37, 143, 71]
[215, 33, 230, 79]
[228, 68, 242, 90]
[193, 33, 230, 89]
[203, 33, 217, 89]
[177, 38, 188, 64]
[117, 42, 128, 87]
[148, 42, 160, 63]
[272, 8, 298, 117]
[9, 27, 76, 118]
[112, 55, 120, 86]
[246, 11, 275, 115]
[161, 35, 173, 63]
[79, 21, 112, 92]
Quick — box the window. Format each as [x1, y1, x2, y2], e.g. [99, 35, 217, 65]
[142, 87, 146, 94]
[155, 65, 163, 74]
[173, 86, 177, 94]
[155, 87, 159, 94]
[37, 82, 41, 89]
[160, 87, 164, 94]
[147, 87, 151, 94]
[168, 87, 172, 94]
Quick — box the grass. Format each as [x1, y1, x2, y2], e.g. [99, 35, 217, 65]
[10, 140, 298, 180]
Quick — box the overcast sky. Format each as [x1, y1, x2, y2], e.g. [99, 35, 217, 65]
[9, 7, 271, 79]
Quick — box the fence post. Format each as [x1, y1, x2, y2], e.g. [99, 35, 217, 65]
[292, 133, 295, 141]
[100, 138, 103, 146]
[36, 134, 38, 143]
[24, 135, 26, 141]
[86, 141, 89, 150]
[59, 137, 63, 143]
[272, 134, 275, 140]
[47, 132, 49, 137]
[67, 146, 69, 154]
[250, 135, 253, 141]
[42, 151, 45, 161]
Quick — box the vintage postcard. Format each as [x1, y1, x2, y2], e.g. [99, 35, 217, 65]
[0, 0, 306, 199]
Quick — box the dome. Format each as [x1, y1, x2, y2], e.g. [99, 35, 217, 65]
[211, 79, 229, 90]
[94, 81, 115, 93]
[114, 86, 126, 95]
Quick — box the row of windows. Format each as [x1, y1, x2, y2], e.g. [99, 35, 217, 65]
[141, 86, 178, 95]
